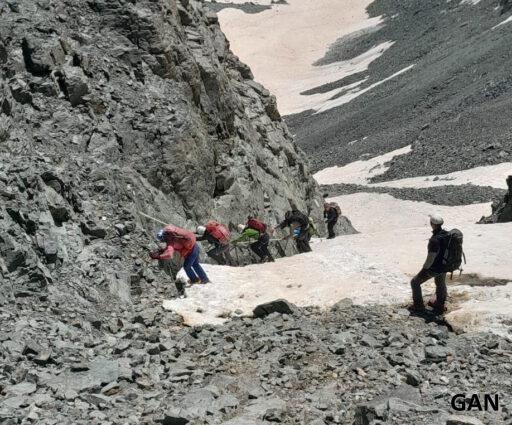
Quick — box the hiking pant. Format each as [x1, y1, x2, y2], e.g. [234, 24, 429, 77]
[410, 269, 447, 308]
[207, 244, 233, 266]
[184, 244, 209, 282]
[295, 228, 312, 253]
[250, 233, 272, 261]
[327, 220, 337, 239]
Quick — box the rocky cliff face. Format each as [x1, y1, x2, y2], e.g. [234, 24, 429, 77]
[479, 175, 512, 223]
[0, 0, 322, 301]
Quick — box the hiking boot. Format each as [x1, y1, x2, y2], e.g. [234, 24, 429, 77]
[407, 304, 426, 313]
[428, 300, 447, 314]
[431, 305, 447, 315]
[201, 279, 211, 284]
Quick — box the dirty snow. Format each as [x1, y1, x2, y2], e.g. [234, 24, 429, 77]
[314, 145, 412, 185]
[314, 64, 415, 114]
[215, 0, 384, 114]
[163, 237, 411, 326]
[164, 192, 512, 335]
[315, 148, 512, 189]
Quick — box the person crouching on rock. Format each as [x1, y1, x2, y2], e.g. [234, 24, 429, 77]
[233, 219, 274, 263]
[150, 225, 211, 288]
[196, 221, 233, 266]
[275, 209, 312, 253]
[408, 214, 448, 315]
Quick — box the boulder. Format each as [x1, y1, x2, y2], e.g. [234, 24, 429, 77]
[253, 299, 296, 318]
[59, 66, 89, 106]
[479, 176, 512, 223]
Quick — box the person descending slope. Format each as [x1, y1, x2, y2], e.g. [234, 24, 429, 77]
[196, 221, 233, 266]
[324, 202, 340, 239]
[233, 218, 274, 263]
[276, 209, 312, 253]
[409, 214, 459, 315]
[150, 225, 211, 291]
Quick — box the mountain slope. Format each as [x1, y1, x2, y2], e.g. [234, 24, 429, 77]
[286, 0, 512, 178]
[0, 0, 322, 301]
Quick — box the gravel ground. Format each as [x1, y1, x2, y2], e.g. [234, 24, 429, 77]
[286, 0, 512, 178]
[321, 183, 506, 206]
[1, 295, 511, 424]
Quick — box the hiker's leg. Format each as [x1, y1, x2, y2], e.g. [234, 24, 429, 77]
[327, 221, 335, 238]
[250, 241, 264, 260]
[410, 269, 433, 307]
[259, 233, 273, 260]
[183, 245, 200, 282]
[207, 245, 224, 265]
[298, 230, 312, 253]
[190, 245, 209, 282]
[434, 273, 447, 308]
[192, 259, 209, 282]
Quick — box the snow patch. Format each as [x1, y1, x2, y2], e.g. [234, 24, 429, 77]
[492, 15, 512, 29]
[163, 238, 411, 326]
[314, 147, 512, 190]
[314, 65, 415, 114]
[314, 145, 412, 185]
[215, 0, 382, 114]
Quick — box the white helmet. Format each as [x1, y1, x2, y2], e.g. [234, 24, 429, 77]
[429, 214, 444, 225]
[237, 224, 245, 232]
[196, 225, 206, 236]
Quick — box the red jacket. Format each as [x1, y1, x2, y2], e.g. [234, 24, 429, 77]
[156, 225, 196, 260]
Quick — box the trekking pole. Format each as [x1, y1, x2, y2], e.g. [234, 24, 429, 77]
[137, 211, 168, 226]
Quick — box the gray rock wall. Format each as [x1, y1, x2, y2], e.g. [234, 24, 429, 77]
[0, 0, 324, 302]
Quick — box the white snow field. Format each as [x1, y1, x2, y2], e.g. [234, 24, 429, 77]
[315, 146, 512, 189]
[214, 0, 389, 115]
[164, 193, 512, 335]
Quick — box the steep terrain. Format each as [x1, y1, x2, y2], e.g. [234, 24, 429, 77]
[1, 1, 511, 423]
[0, 0, 323, 303]
[286, 0, 512, 179]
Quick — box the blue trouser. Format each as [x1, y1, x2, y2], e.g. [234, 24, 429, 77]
[183, 244, 209, 282]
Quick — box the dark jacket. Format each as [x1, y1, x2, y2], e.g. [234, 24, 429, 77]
[324, 207, 338, 223]
[197, 230, 221, 246]
[277, 210, 309, 230]
[427, 228, 448, 273]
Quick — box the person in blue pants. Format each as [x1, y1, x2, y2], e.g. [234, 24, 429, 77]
[183, 244, 210, 284]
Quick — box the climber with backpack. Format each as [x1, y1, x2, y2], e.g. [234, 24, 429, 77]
[324, 202, 340, 239]
[149, 225, 211, 296]
[408, 214, 465, 315]
[276, 208, 312, 253]
[196, 221, 233, 266]
[232, 218, 274, 263]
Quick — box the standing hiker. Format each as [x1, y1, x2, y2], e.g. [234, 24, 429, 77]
[276, 209, 312, 253]
[196, 221, 233, 266]
[324, 202, 340, 239]
[233, 218, 274, 263]
[409, 214, 449, 314]
[150, 225, 211, 292]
